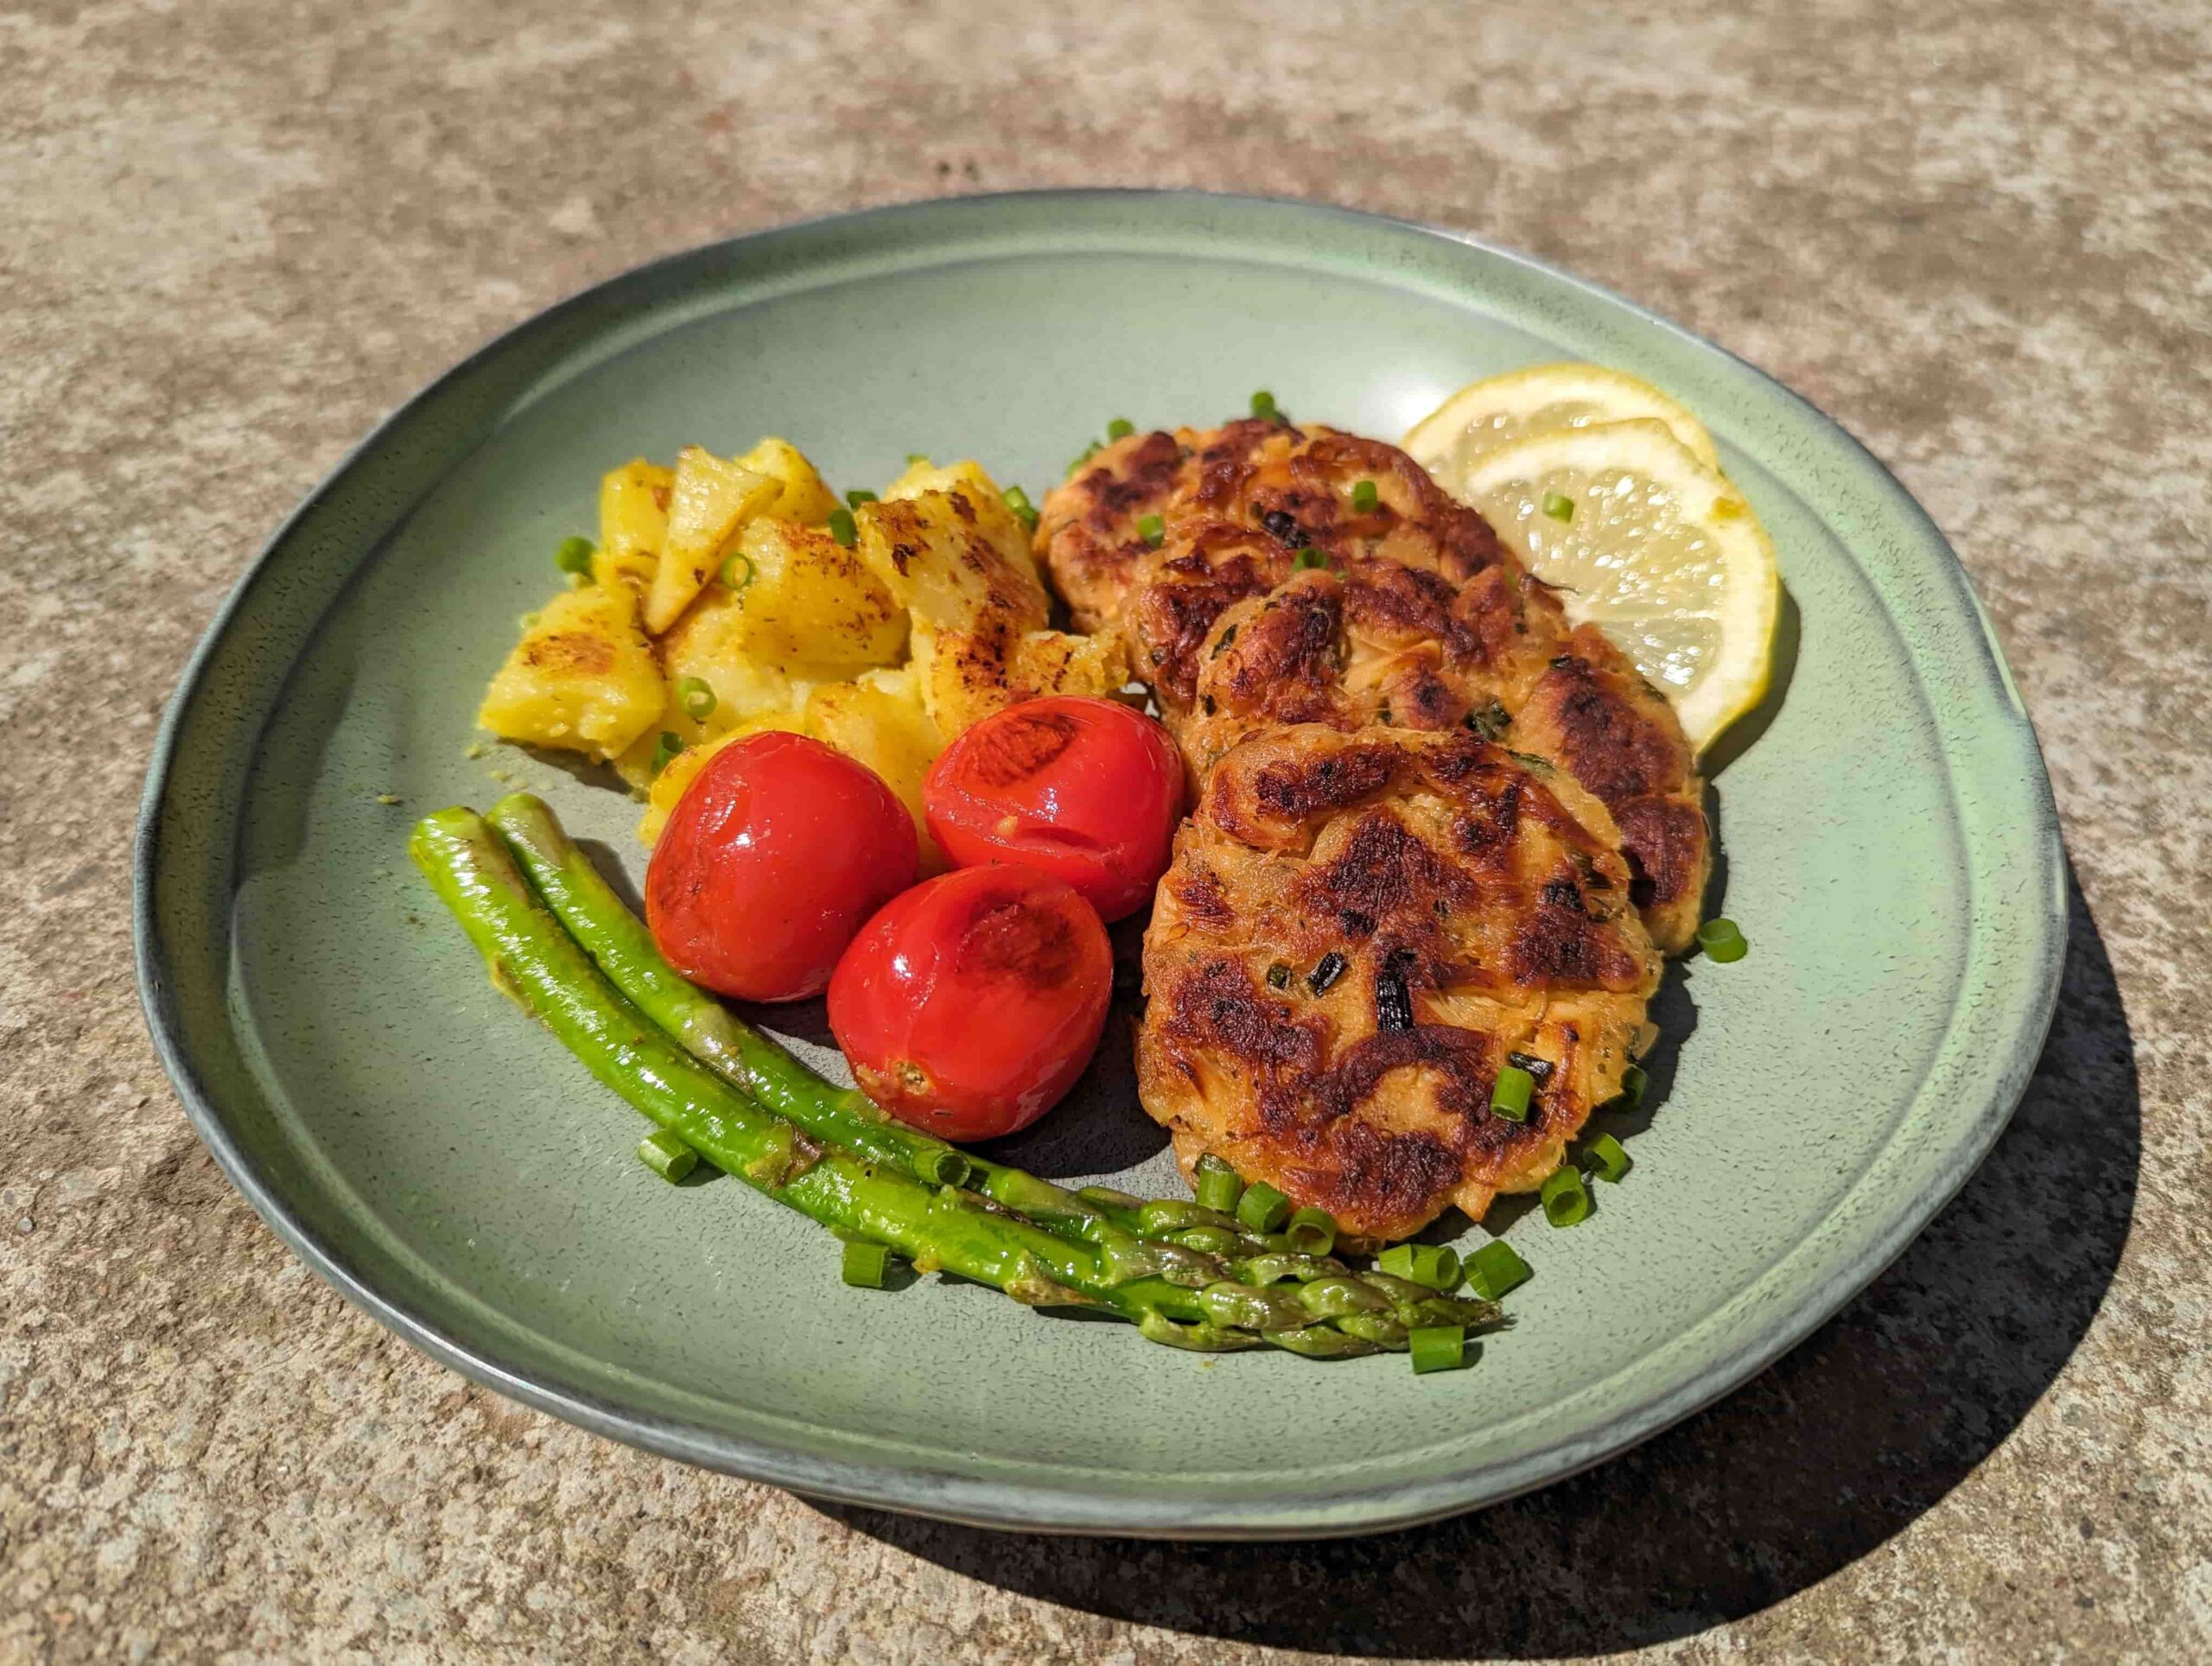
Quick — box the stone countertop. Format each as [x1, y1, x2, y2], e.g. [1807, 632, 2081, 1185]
[4, 1, 2206, 1659]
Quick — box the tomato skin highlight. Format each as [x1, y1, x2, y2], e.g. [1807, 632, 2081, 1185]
[827, 866, 1113, 1141]
[923, 696, 1184, 921]
[646, 730, 918, 1002]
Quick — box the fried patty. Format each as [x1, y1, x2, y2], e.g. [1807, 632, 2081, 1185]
[1037, 417, 1710, 1238]
[1137, 726, 1661, 1242]
[1038, 418, 1708, 949]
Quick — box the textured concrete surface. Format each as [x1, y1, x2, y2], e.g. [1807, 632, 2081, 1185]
[3, 0, 2208, 1659]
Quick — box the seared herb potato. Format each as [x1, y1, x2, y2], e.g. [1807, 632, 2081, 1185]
[723, 518, 908, 677]
[480, 438, 1130, 849]
[646, 447, 779, 633]
[478, 582, 663, 761]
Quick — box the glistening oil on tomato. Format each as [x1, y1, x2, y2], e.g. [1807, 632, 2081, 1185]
[923, 696, 1183, 921]
[827, 865, 1112, 1141]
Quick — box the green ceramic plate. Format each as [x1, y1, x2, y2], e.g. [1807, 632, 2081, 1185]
[135, 192, 2063, 1538]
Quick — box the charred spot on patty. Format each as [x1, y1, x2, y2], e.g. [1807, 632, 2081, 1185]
[1082, 430, 1187, 530]
[1245, 741, 1401, 823]
[1161, 956, 1324, 1078]
[1612, 793, 1708, 911]
[1526, 653, 1687, 805]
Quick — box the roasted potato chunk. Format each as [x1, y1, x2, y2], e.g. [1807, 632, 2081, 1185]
[855, 485, 1049, 633]
[804, 665, 944, 866]
[478, 582, 663, 761]
[718, 517, 907, 676]
[657, 583, 807, 737]
[594, 459, 672, 589]
[646, 446, 779, 633]
[737, 436, 841, 526]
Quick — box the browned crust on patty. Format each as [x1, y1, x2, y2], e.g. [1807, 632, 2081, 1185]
[1039, 418, 1711, 1240]
[1137, 726, 1659, 1240]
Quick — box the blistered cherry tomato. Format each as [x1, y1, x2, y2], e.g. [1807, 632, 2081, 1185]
[646, 730, 917, 1002]
[922, 696, 1183, 921]
[827, 866, 1112, 1141]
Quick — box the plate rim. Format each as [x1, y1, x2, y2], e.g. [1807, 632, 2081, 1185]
[133, 188, 2066, 1539]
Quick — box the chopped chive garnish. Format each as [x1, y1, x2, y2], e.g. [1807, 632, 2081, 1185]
[1408, 1325, 1466, 1374]
[1465, 698, 1511, 741]
[1351, 479, 1379, 512]
[651, 731, 684, 776]
[1193, 1154, 1243, 1214]
[1002, 485, 1039, 531]
[1540, 1167, 1590, 1227]
[1541, 491, 1575, 523]
[1136, 512, 1165, 547]
[1582, 1132, 1631, 1183]
[1293, 547, 1328, 570]
[1464, 1239, 1531, 1300]
[1377, 1243, 1461, 1290]
[842, 1241, 893, 1288]
[553, 536, 596, 578]
[1306, 951, 1347, 994]
[1068, 441, 1103, 475]
[1697, 918, 1748, 962]
[1249, 389, 1278, 419]
[827, 507, 856, 547]
[1265, 961, 1293, 990]
[1619, 1063, 1649, 1107]
[721, 551, 753, 591]
[1491, 1063, 1535, 1122]
[637, 1129, 696, 1183]
[906, 452, 930, 466]
[677, 676, 716, 722]
[1285, 1206, 1338, 1256]
[1106, 417, 1135, 440]
[1236, 1180, 1292, 1233]
[845, 488, 877, 507]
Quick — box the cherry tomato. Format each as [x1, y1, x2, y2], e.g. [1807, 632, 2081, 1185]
[922, 696, 1184, 921]
[646, 730, 917, 1002]
[827, 866, 1112, 1141]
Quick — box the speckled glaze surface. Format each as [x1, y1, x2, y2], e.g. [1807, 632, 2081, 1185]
[134, 192, 2062, 1538]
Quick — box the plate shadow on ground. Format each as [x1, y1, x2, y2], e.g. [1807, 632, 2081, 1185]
[822, 867, 2131, 1657]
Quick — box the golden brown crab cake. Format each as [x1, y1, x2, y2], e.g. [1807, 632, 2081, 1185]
[1513, 623, 1710, 952]
[1039, 418, 1712, 951]
[1137, 724, 1660, 1243]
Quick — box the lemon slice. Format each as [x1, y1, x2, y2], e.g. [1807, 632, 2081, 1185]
[1452, 421, 1780, 749]
[1405, 362, 1722, 479]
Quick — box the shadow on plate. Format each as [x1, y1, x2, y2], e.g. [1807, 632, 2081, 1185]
[819, 866, 2132, 1657]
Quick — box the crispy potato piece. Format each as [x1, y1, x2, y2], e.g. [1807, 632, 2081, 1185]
[737, 436, 841, 526]
[656, 583, 807, 734]
[594, 460, 672, 589]
[918, 625, 1135, 739]
[718, 518, 907, 676]
[478, 582, 663, 761]
[855, 487, 1049, 634]
[647, 447, 779, 633]
[804, 664, 945, 867]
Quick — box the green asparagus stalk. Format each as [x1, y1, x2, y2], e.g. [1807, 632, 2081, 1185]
[420, 805, 1499, 1355]
[484, 793, 974, 1189]
[486, 794, 1281, 1269]
[479, 794, 1492, 1335]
